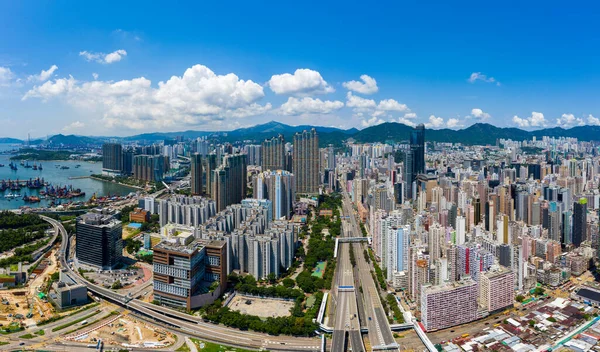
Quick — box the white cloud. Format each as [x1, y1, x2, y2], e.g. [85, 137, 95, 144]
[471, 108, 491, 119]
[23, 64, 271, 130]
[512, 111, 546, 128]
[346, 92, 376, 109]
[468, 72, 500, 86]
[361, 116, 385, 128]
[398, 117, 417, 127]
[512, 115, 529, 128]
[342, 74, 378, 95]
[425, 115, 444, 129]
[587, 114, 600, 126]
[27, 65, 58, 82]
[279, 97, 343, 115]
[403, 112, 417, 119]
[556, 113, 584, 127]
[62, 120, 85, 132]
[267, 68, 334, 96]
[0, 67, 14, 87]
[92, 73, 99, 80]
[377, 98, 408, 112]
[529, 111, 546, 126]
[447, 118, 462, 128]
[79, 49, 128, 64]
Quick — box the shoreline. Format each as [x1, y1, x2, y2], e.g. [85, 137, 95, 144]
[89, 176, 145, 190]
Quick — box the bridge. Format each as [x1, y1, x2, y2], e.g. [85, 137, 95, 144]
[333, 237, 372, 258]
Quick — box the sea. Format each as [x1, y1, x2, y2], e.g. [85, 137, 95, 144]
[0, 144, 137, 210]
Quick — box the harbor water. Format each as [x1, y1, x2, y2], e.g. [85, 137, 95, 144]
[0, 144, 137, 210]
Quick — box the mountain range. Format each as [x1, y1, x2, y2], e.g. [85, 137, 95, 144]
[3, 121, 600, 147]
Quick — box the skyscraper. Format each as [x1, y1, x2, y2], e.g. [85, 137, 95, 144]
[212, 154, 247, 211]
[573, 198, 587, 247]
[293, 128, 319, 194]
[203, 153, 218, 198]
[261, 135, 286, 171]
[133, 155, 166, 182]
[253, 170, 296, 220]
[190, 153, 203, 195]
[410, 124, 425, 175]
[102, 143, 123, 176]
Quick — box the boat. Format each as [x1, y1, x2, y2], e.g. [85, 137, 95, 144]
[4, 193, 13, 198]
[0, 164, 4, 167]
[38, 164, 43, 170]
[60, 166, 70, 170]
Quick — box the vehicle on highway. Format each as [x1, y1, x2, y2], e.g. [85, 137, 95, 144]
[368, 317, 372, 321]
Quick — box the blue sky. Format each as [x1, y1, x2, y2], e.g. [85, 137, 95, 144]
[1, 1, 600, 138]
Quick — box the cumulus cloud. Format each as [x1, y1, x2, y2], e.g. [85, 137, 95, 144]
[23, 64, 271, 130]
[377, 98, 408, 112]
[346, 92, 376, 109]
[27, 65, 58, 82]
[512, 115, 529, 128]
[342, 74, 378, 94]
[92, 73, 99, 80]
[398, 117, 417, 127]
[556, 113, 584, 127]
[446, 118, 462, 128]
[471, 108, 491, 119]
[588, 114, 600, 126]
[0, 67, 14, 87]
[425, 115, 444, 129]
[62, 120, 85, 132]
[512, 112, 546, 128]
[361, 116, 385, 128]
[279, 97, 343, 115]
[403, 112, 417, 119]
[79, 49, 128, 64]
[268, 68, 334, 96]
[468, 72, 500, 86]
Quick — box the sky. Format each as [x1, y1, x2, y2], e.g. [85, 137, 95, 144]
[2, 1, 600, 138]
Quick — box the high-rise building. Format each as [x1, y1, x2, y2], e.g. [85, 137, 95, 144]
[421, 278, 478, 331]
[76, 210, 123, 270]
[253, 170, 295, 220]
[404, 149, 414, 199]
[133, 154, 166, 182]
[152, 228, 227, 310]
[293, 128, 319, 194]
[212, 154, 247, 211]
[261, 135, 286, 171]
[245, 144, 262, 166]
[102, 143, 123, 176]
[479, 266, 515, 313]
[410, 124, 425, 175]
[203, 154, 218, 198]
[573, 198, 588, 247]
[190, 153, 203, 195]
[122, 147, 134, 176]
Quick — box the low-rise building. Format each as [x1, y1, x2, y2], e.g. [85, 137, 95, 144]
[49, 270, 88, 309]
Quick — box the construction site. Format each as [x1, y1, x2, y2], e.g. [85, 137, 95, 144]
[65, 315, 176, 349]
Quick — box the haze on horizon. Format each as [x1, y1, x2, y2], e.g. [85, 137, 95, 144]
[2, 1, 600, 138]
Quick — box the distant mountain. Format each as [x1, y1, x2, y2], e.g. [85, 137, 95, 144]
[43, 134, 102, 146]
[354, 122, 600, 145]
[4, 121, 600, 148]
[0, 137, 23, 144]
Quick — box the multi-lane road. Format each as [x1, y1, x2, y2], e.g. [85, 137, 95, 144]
[39, 215, 323, 351]
[340, 192, 398, 351]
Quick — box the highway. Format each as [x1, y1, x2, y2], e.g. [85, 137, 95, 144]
[340, 193, 398, 351]
[40, 215, 323, 351]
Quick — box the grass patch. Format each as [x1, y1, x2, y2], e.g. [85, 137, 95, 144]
[190, 338, 256, 352]
[0, 322, 23, 335]
[0, 341, 8, 346]
[19, 333, 35, 339]
[35, 329, 45, 336]
[51, 310, 101, 332]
